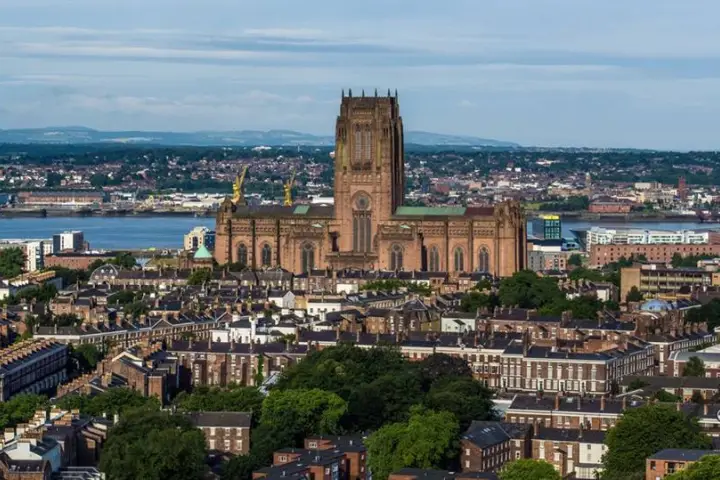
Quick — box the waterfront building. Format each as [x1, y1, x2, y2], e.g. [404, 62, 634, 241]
[45, 252, 116, 271]
[586, 227, 714, 251]
[619, 264, 717, 301]
[590, 243, 720, 267]
[184, 226, 216, 252]
[52, 230, 85, 253]
[214, 91, 527, 277]
[16, 191, 105, 207]
[530, 214, 562, 240]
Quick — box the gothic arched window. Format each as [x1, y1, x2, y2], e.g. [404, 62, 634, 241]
[237, 244, 248, 267]
[454, 247, 465, 272]
[389, 244, 403, 271]
[429, 246, 440, 272]
[478, 247, 490, 272]
[301, 243, 315, 273]
[261, 244, 272, 267]
[353, 193, 372, 253]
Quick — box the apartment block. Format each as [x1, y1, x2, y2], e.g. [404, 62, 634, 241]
[0, 340, 68, 401]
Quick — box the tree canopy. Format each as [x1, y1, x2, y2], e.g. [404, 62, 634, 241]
[499, 459, 562, 480]
[99, 409, 207, 480]
[0, 247, 25, 278]
[602, 404, 712, 480]
[275, 346, 494, 432]
[666, 454, 720, 479]
[55, 387, 160, 417]
[365, 406, 459, 480]
[0, 394, 47, 430]
[174, 385, 264, 414]
[187, 268, 213, 286]
[683, 356, 706, 377]
[626, 286, 644, 303]
[260, 388, 346, 442]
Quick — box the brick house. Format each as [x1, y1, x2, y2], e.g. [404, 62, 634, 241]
[186, 412, 251, 455]
[460, 421, 531, 473]
[505, 394, 641, 431]
[531, 427, 606, 479]
[304, 435, 368, 480]
[646, 448, 720, 479]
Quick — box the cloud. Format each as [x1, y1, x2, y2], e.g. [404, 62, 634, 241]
[2, 1, 720, 148]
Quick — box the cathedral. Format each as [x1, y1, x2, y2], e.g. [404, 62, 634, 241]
[214, 90, 527, 277]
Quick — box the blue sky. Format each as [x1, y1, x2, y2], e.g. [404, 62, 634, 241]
[0, 0, 718, 149]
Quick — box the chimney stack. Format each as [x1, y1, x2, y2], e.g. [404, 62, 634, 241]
[600, 396, 605, 412]
[554, 394, 560, 410]
[622, 396, 627, 410]
[704, 403, 709, 416]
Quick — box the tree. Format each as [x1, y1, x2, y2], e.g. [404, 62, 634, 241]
[70, 344, 104, 373]
[187, 268, 213, 286]
[418, 353, 472, 388]
[0, 247, 25, 278]
[112, 253, 137, 269]
[683, 356, 706, 377]
[174, 385, 264, 414]
[99, 409, 207, 480]
[54, 313, 81, 327]
[568, 253, 583, 267]
[424, 378, 495, 430]
[603, 404, 711, 480]
[0, 394, 47, 430]
[261, 389, 347, 443]
[56, 387, 160, 417]
[499, 459, 562, 480]
[47, 266, 88, 287]
[498, 271, 564, 309]
[625, 286, 644, 303]
[460, 292, 500, 313]
[666, 454, 720, 479]
[365, 406, 459, 480]
[627, 379, 649, 391]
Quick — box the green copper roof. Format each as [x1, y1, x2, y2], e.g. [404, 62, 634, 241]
[193, 245, 213, 260]
[293, 205, 310, 215]
[394, 206, 467, 216]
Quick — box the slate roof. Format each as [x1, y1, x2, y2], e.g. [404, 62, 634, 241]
[462, 421, 531, 448]
[648, 448, 720, 461]
[186, 412, 252, 428]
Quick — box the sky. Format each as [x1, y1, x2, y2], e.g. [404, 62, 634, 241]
[1, 0, 719, 150]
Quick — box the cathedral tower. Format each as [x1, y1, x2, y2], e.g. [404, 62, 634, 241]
[333, 89, 404, 254]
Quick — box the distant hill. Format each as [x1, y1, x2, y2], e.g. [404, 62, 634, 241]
[0, 127, 518, 147]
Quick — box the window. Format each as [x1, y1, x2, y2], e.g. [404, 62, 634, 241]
[478, 247, 490, 272]
[237, 244, 248, 267]
[390, 244, 403, 271]
[261, 244, 272, 267]
[429, 245, 440, 272]
[302, 243, 315, 273]
[454, 247, 465, 272]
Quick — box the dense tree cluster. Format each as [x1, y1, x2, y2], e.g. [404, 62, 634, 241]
[55, 388, 160, 417]
[602, 404, 712, 480]
[0, 247, 25, 278]
[174, 385, 264, 414]
[361, 279, 432, 296]
[100, 409, 207, 480]
[671, 252, 717, 268]
[222, 346, 495, 480]
[0, 394, 47, 430]
[498, 459, 562, 480]
[666, 454, 720, 479]
[685, 298, 720, 331]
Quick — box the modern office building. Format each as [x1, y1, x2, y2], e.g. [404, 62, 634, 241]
[531, 215, 562, 240]
[52, 231, 85, 253]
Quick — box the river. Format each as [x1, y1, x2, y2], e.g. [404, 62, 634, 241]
[0, 216, 715, 250]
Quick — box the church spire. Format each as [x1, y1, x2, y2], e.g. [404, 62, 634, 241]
[341, 88, 345, 98]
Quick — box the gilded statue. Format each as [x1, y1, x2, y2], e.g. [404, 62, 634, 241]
[283, 170, 296, 206]
[232, 166, 248, 205]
